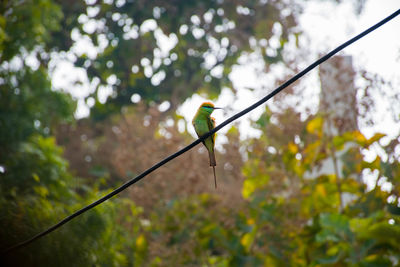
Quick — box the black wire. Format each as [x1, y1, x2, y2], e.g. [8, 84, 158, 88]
[3, 8, 400, 255]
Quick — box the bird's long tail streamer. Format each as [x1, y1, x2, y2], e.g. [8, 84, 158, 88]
[212, 166, 217, 189]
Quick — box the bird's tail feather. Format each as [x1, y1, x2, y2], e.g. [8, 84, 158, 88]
[208, 150, 216, 166]
[212, 166, 217, 189]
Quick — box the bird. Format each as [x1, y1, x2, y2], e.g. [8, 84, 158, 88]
[192, 102, 222, 188]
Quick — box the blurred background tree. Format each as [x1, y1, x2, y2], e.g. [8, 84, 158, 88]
[1, 0, 399, 266]
[0, 0, 145, 265]
[64, 0, 300, 117]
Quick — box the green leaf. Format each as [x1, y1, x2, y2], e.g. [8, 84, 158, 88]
[306, 116, 323, 136]
[365, 133, 386, 146]
[316, 213, 351, 243]
[387, 204, 400, 215]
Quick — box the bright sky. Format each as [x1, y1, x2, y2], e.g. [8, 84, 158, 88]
[301, 0, 400, 138]
[51, 0, 400, 142]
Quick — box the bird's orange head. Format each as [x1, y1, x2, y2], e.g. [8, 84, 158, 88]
[199, 102, 222, 114]
[200, 101, 215, 108]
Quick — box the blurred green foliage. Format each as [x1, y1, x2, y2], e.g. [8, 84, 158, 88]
[58, 0, 301, 118]
[0, 0, 141, 265]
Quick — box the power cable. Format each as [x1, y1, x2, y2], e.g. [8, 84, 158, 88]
[3, 7, 400, 255]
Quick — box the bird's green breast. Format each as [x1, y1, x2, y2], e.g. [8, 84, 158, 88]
[193, 119, 210, 135]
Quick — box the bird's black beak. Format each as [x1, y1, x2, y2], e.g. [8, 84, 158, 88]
[213, 107, 223, 110]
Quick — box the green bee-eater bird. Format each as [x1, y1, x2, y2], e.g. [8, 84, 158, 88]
[192, 102, 222, 188]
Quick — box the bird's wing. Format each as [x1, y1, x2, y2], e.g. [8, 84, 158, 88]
[208, 116, 216, 145]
